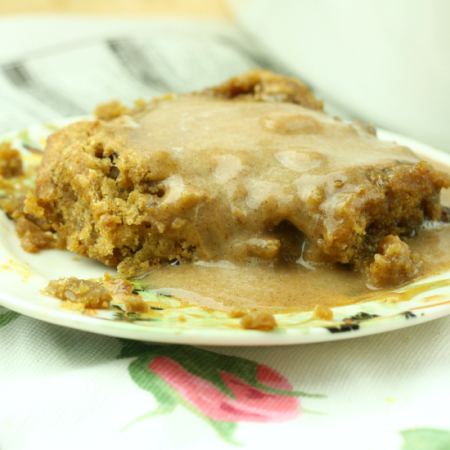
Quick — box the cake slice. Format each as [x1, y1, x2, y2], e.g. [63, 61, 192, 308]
[23, 70, 450, 286]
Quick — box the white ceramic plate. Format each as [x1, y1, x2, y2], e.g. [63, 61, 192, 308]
[1, 120, 450, 346]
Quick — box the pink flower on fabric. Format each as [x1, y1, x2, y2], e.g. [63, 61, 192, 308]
[149, 356, 301, 423]
[122, 342, 324, 443]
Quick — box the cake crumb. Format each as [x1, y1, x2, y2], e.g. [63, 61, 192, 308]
[103, 277, 135, 297]
[43, 277, 112, 309]
[43, 274, 150, 313]
[123, 295, 149, 313]
[61, 300, 85, 311]
[0, 142, 23, 178]
[94, 100, 131, 120]
[312, 304, 333, 320]
[240, 311, 277, 331]
[369, 235, 422, 287]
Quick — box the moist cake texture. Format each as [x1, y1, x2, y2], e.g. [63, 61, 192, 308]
[23, 70, 450, 287]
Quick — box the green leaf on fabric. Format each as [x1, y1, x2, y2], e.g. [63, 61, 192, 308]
[400, 428, 450, 450]
[116, 339, 158, 359]
[175, 393, 241, 445]
[129, 354, 178, 413]
[162, 345, 236, 398]
[121, 355, 177, 432]
[178, 390, 243, 445]
[0, 310, 20, 328]
[201, 417, 240, 446]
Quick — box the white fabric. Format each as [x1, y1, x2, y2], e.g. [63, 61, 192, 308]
[1, 309, 450, 450]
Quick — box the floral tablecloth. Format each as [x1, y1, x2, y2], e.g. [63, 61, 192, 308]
[1, 305, 450, 450]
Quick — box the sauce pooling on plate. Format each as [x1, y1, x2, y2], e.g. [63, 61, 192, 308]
[141, 221, 450, 313]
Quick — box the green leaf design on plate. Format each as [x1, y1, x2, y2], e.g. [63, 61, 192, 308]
[349, 312, 380, 322]
[0, 310, 20, 328]
[17, 130, 32, 148]
[401, 311, 417, 320]
[400, 428, 450, 450]
[130, 281, 181, 307]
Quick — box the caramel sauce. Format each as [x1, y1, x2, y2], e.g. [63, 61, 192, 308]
[139, 222, 450, 313]
[125, 97, 420, 266]
[137, 134, 450, 314]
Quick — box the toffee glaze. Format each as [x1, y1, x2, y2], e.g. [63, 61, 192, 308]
[141, 156, 450, 314]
